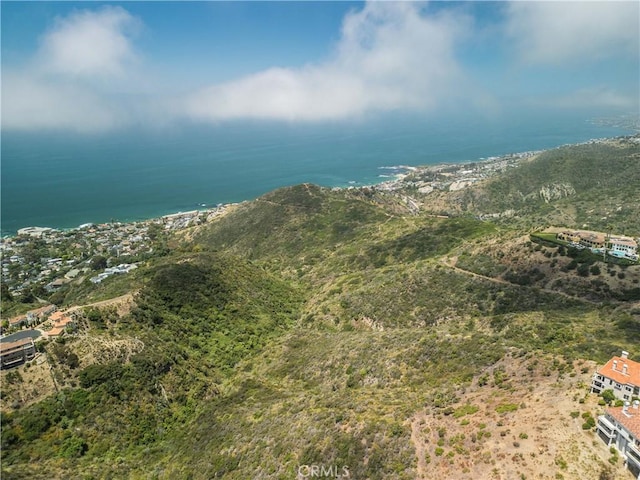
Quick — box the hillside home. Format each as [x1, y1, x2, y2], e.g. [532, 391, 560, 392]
[591, 351, 640, 402]
[0, 338, 36, 369]
[557, 229, 638, 259]
[26, 304, 57, 324]
[47, 311, 75, 338]
[557, 230, 605, 248]
[8, 315, 28, 328]
[609, 235, 638, 259]
[597, 402, 640, 479]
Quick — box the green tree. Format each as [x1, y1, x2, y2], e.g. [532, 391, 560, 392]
[602, 389, 616, 405]
[1, 282, 12, 302]
[90, 255, 107, 271]
[20, 287, 36, 304]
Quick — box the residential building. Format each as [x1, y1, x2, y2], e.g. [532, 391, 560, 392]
[597, 402, 640, 479]
[47, 311, 75, 337]
[26, 304, 57, 324]
[0, 338, 36, 369]
[556, 229, 638, 259]
[8, 315, 28, 328]
[47, 326, 66, 337]
[591, 351, 640, 402]
[609, 235, 638, 259]
[557, 229, 606, 249]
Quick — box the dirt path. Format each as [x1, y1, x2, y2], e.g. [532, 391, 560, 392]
[67, 292, 136, 316]
[440, 256, 597, 305]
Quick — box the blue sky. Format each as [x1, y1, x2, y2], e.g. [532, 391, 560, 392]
[2, 1, 638, 132]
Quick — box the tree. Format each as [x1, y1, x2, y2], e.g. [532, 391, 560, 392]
[20, 286, 36, 304]
[1, 283, 12, 302]
[90, 255, 107, 271]
[602, 389, 616, 405]
[66, 353, 80, 369]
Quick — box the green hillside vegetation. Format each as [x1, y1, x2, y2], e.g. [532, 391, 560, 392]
[2, 139, 639, 479]
[455, 138, 640, 232]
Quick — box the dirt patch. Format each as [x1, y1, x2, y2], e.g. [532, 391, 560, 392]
[410, 352, 632, 480]
[0, 354, 57, 412]
[68, 292, 136, 317]
[72, 335, 144, 366]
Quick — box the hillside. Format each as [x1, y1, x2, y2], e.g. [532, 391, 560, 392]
[1, 137, 639, 479]
[428, 136, 640, 233]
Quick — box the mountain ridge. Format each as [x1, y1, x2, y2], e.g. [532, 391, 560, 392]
[1, 136, 639, 479]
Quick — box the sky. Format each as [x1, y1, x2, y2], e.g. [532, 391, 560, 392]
[1, 1, 638, 133]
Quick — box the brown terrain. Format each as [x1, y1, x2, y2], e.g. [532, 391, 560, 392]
[410, 352, 631, 480]
[0, 294, 142, 414]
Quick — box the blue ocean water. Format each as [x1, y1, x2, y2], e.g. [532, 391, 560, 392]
[0, 110, 633, 235]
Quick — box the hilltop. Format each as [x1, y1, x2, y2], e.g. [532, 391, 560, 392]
[1, 136, 639, 479]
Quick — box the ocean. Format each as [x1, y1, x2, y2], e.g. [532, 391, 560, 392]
[1, 110, 634, 236]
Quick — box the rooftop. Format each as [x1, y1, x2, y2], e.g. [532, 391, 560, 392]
[0, 337, 34, 353]
[607, 405, 640, 439]
[598, 354, 640, 387]
[47, 326, 65, 337]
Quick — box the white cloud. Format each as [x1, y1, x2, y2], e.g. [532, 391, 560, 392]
[505, 2, 639, 65]
[1, 6, 141, 132]
[3, 2, 637, 133]
[2, 73, 121, 133]
[36, 6, 140, 78]
[183, 2, 470, 122]
[547, 87, 637, 110]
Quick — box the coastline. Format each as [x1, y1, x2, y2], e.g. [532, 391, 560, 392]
[2, 132, 638, 239]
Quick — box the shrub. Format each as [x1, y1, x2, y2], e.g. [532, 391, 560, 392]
[495, 403, 519, 414]
[601, 389, 616, 405]
[582, 417, 595, 430]
[453, 404, 479, 418]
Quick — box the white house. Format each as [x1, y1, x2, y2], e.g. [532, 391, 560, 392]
[608, 235, 638, 260]
[597, 402, 640, 479]
[591, 351, 640, 402]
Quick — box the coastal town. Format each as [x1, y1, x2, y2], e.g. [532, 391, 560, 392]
[0, 204, 232, 304]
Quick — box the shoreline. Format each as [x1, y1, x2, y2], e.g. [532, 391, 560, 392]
[2, 133, 638, 239]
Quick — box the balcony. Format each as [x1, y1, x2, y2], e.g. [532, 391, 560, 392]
[628, 443, 640, 467]
[597, 416, 617, 439]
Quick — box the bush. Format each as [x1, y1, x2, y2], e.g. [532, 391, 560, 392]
[60, 435, 88, 458]
[495, 403, 519, 414]
[582, 417, 596, 430]
[601, 389, 616, 405]
[453, 404, 479, 418]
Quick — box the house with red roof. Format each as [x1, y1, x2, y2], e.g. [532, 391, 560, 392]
[591, 351, 640, 402]
[597, 402, 640, 479]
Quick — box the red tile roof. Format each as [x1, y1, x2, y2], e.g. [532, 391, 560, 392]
[49, 311, 66, 322]
[9, 315, 27, 326]
[607, 406, 640, 439]
[47, 326, 65, 337]
[598, 356, 640, 387]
